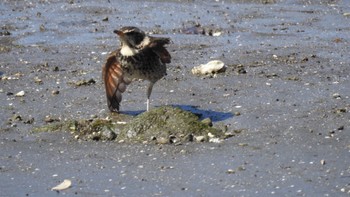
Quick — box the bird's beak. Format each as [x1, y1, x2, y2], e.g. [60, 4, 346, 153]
[113, 30, 124, 36]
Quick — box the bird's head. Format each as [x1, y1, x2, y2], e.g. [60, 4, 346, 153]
[114, 26, 148, 49]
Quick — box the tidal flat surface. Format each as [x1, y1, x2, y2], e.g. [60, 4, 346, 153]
[0, 0, 349, 196]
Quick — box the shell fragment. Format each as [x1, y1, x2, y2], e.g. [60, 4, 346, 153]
[192, 60, 226, 75]
[51, 179, 72, 191]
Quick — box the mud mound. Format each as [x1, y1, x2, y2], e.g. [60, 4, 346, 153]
[117, 106, 225, 144]
[34, 106, 233, 144]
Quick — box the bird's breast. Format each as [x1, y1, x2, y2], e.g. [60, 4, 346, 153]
[118, 51, 166, 81]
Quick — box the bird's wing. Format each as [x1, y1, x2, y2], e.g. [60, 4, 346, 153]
[148, 37, 171, 64]
[102, 50, 130, 112]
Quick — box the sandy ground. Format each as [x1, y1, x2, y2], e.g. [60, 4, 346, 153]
[1, 0, 350, 196]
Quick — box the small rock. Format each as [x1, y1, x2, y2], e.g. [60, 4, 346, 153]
[184, 134, 194, 142]
[212, 31, 222, 36]
[157, 137, 169, 144]
[0, 30, 11, 36]
[52, 90, 60, 95]
[15, 90, 25, 97]
[169, 135, 178, 144]
[39, 24, 45, 32]
[335, 108, 347, 114]
[224, 132, 235, 138]
[53, 66, 60, 71]
[195, 136, 205, 142]
[332, 93, 341, 99]
[74, 78, 96, 86]
[101, 128, 117, 140]
[102, 17, 109, 21]
[201, 118, 213, 127]
[11, 114, 22, 121]
[209, 138, 222, 143]
[226, 169, 235, 174]
[34, 77, 43, 84]
[208, 132, 215, 138]
[23, 118, 34, 124]
[192, 60, 226, 75]
[237, 66, 247, 74]
[320, 159, 326, 165]
[44, 116, 60, 123]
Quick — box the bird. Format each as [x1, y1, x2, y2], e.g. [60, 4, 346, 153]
[102, 26, 171, 112]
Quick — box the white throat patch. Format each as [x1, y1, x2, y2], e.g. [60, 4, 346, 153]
[120, 45, 139, 56]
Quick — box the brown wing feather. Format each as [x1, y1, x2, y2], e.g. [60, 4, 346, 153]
[102, 50, 129, 112]
[148, 37, 171, 64]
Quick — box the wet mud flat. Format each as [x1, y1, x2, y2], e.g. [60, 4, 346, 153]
[1, 0, 350, 196]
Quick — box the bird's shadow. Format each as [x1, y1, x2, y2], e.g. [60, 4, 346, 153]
[123, 105, 233, 122]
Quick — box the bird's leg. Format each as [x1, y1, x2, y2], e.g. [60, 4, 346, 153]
[146, 82, 155, 111]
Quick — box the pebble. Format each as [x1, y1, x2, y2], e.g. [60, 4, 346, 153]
[320, 159, 326, 165]
[332, 93, 341, 99]
[208, 132, 215, 138]
[34, 77, 42, 84]
[226, 169, 235, 174]
[44, 116, 60, 123]
[209, 138, 222, 143]
[52, 90, 60, 95]
[157, 137, 169, 144]
[195, 136, 205, 142]
[101, 129, 117, 141]
[74, 78, 96, 86]
[201, 118, 213, 127]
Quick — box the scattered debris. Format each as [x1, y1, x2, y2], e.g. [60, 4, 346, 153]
[70, 78, 96, 86]
[34, 77, 43, 84]
[0, 30, 11, 36]
[44, 116, 60, 123]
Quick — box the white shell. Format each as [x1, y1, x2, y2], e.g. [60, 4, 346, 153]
[51, 179, 72, 191]
[192, 60, 226, 75]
